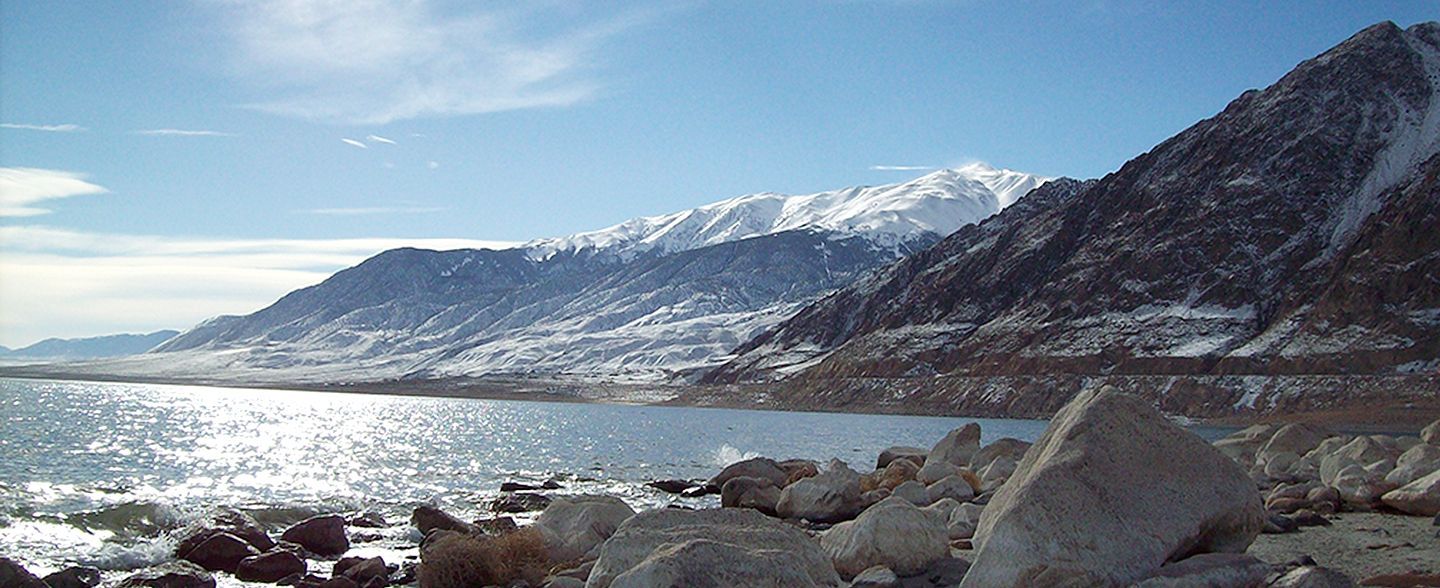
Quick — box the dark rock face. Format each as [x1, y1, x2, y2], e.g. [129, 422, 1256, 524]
[173, 508, 276, 557]
[116, 562, 216, 588]
[0, 558, 48, 588]
[706, 22, 1440, 419]
[281, 515, 349, 557]
[489, 492, 552, 513]
[181, 532, 260, 572]
[41, 566, 102, 588]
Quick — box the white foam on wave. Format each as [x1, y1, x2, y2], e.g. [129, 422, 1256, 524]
[712, 444, 761, 468]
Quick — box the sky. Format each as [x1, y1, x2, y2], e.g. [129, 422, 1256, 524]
[0, 1, 1434, 348]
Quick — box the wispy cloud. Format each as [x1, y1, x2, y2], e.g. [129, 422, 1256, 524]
[366, 134, 396, 145]
[0, 167, 108, 217]
[0, 225, 518, 347]
[341, 138, 368, 148]
[133, 128, 237, 137]
[0, 122, 86, 133]
[869, 165, 935, 171]
[216, 0, 648, 124]
[300, 206, 445, 215]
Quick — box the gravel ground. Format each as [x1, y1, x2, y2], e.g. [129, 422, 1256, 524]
[1248, 512, 1440, 582]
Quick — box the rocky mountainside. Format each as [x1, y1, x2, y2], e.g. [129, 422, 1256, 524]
[129, 166, 1045, 382]
[702, 22, 1440, 417]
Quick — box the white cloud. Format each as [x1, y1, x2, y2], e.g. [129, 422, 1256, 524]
[427, 161, 440, 170]
[0, 225, 519, 347]
[0, 167, 108, 217]
[869, 165, 935, 171]
[341, 138, 368, 148]
[300, 206, 445, 215]
[133, 128, 237, 137]
[218, 0, 645, 124]
[366, 134, 396, 145]
[0, 123, 86, 133]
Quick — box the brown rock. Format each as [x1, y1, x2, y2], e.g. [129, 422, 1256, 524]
[181, 532, 260, 572]
[281, 514, 349, 557]
[236, 551, 307, 583]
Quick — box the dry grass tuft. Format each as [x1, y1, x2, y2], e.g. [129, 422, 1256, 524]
[418, 527, 550, 588]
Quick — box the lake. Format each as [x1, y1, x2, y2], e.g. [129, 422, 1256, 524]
[0, 377, 1230, 582]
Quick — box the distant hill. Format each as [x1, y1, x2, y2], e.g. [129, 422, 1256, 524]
[1, 330, 180, 362]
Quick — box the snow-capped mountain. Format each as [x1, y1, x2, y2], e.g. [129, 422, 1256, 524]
[523, 165, 1045, 261]
[107, 164, 1047, 383]
[703, 22, 1440, 418]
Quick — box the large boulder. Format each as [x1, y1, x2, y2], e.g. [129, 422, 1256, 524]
[1331, 464, 1395, 506]
[281, 514, 349, 557]
[820, 496, 949, 579]
[720, 476, 781, 515]
[180, 532, 259, 572]
[915, 460, 960, 486]
[173, 508, 276, 557]
[876, 459, 921, 491]
[890, 481, 929, 506]
[1319, 437, 1395, 486]
[961, 386, 1264, 588]
[709, 457, 788, 489]
[776, 460, 863, 523]
[535, 494, 636, 562]
[926, 475, 975, 504]
[1385, 443, 1440, 487]
[411, 505, 475, 535]
[947, 503, 985, 540]
[1256, 424, 1331, 467]
[1380, 469, 1440, 516]
[586, 508, 840, 588]
[877, 447, 927, 470]
[235, 551, 307, 583]
[608, 538, 822, 587]
[116, 562, 216, 588]
[1212, 424, 1281, 467]
[926, 424, 981, 469]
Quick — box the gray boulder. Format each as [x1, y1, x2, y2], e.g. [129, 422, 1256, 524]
[890, 480, 929, 506]
[1134, 553, 1276, 587]
[821, 496, 949, 579]
[1256, 424, 1331, 467]
[970, 438, 1032, 472]
[926, 474, 976, 504]
[850, 565, 900, 588]
[116, 562, 216, 588]
[720, 476, 781, 515]
[877, 447, 927, 470]
[1380, 469, 1440, 516]
[608, 538, 821, 587]
[535, 494, 636, 562]
[709, 457, 788, 489]
[586, 508, 840, 588]
[926, 424, 981, 469]
[961, 386, 1264, 588]
[1385, 443, 1440, 487]
[1423, 419, 1440, 445]
[776, 460, 863, 523]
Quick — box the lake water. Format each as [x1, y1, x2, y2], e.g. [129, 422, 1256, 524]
[0, 377, 1231, 582]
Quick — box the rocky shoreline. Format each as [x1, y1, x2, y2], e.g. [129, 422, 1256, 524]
[5, 386, 1439, 587]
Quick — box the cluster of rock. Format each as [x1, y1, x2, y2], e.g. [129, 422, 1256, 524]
[1216, 418, 1440, 524]
[22, 387, 1438, 587]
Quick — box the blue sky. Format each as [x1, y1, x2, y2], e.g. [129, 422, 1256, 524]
[0, 1, 1434, 347]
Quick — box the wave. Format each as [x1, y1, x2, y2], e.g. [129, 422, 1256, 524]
[712, 444, 761, 468]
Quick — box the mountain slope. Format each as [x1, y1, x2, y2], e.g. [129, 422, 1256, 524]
[125, 165, 1046, 382]
[704, 22, 1440, 416]
[1, 330, 180, 362]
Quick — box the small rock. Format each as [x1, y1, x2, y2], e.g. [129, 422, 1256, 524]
[542, 577, 585, 588]
[890, 480, 929, 506]
[501, 481, 541, 492]
[490, 492, 552, 513]
[173, 508, 276, 556]
[1291, 510, 1332, 527]
[900, 557, 971, 588]
[1264, 513, 1299, 534]
[970, 438, 1032, 473]
[236, 551, 307, 583]
[605, 538, 818, 587]
[679, 484, 717, 498]
[1134, 553, 1276, 587]
[850, 565, 900, 588]
[876, 458, 921, 491]
[41, 566, 101, 588]
[1268, 566, 1357, 587]
[1421, 419, 1440, 445]
[776, 459, 864, 523]
[473, 516, 519, 536]
[281, 514, 349, 557]
[117, 562, 216, 588]
[348, 512, 387, 528]
[411, 505, 474, 535]
[337, 557, 388, 585]
[926, 474, 976, 504]
[644, 479, 696, 494]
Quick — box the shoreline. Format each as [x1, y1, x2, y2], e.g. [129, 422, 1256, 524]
[1, 369, 1435, 434]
